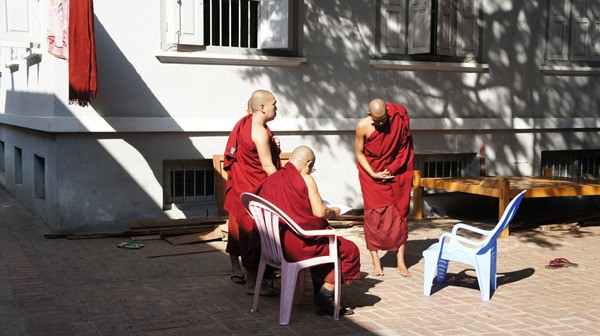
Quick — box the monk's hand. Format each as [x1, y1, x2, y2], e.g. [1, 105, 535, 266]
[327, 207, 341, 219]
[372, 171, 394, 180]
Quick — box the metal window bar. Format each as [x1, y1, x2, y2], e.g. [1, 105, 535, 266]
[204, 0, 258, 47]
[422, 159, 464, 178]
[169, 163, 216, 204]
[541, 150, 600, 178]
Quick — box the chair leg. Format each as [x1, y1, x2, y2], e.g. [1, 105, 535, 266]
[437, 258, 449, 283]
[475, 258, 491, 301]
[278, 264, 299, 325]
[490, 253, 498, 291]
[422, 252, 438, 296]
[293, 269, 306, 305]
[252, 259, 267, 313]
[333, 259, 341, 321]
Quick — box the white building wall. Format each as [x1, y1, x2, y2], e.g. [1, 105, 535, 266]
[0, 0, 599, 231]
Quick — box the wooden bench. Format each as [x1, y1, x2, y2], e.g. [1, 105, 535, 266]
[412, 169, 600, 237]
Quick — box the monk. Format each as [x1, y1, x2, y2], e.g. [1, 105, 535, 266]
[255, 146, 361, 316]
[355, 98, 414, 277]
[223, 89, 281, 295]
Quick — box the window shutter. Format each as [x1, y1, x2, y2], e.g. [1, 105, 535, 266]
[548, 0, 570, 60]
[0, 0, 39, 46]
[437, 0, 455, 56]
[456, 0, 479, 57]
[570, 0, 591, 60]
[259, 0, 290, 49]
[591, 0, 600, 60]
[408, 0, 432, 54]
[177, 0, 205, 45]
[380, 0, 406, 54]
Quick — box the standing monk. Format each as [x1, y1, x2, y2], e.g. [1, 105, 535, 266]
[255, 146, 361, 316]
[355, 98, 414, 277]
[223, 89, 281, 295]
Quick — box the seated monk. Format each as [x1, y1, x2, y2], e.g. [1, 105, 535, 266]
[254, 145, 361, 316]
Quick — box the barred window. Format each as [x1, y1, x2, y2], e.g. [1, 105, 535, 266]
[164, 160, 216, 205]
[541, 149, 600, 178]
[414, 152, 477, 178]
[166, 0, 293, 50]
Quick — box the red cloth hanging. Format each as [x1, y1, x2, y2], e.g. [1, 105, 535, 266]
[68, 0, 98, 106]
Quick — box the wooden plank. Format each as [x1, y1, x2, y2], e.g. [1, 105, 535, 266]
[147, 248, 224, 258]
[413, 170, 423, 219]
[420, 178, 504, 198]
[164, 228, 224, 245]
[158, 226, 215, 237]
[129, 216, 226, 230]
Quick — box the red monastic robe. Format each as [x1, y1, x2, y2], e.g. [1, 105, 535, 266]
[256, 162, 361, 284]
[223, 114, 281, 263]
[68, 0, 97, 106]
[357, 102, 414, 251]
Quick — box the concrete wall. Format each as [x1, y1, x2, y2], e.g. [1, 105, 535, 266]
[0, 0, 599, 231]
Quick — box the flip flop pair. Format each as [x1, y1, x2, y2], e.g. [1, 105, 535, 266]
[117, 240, 143, 249]
[545, 257, 578, 269]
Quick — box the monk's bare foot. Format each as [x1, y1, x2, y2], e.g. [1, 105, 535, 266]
[397, 266, 411, 277]
[371, 269, 385, 276]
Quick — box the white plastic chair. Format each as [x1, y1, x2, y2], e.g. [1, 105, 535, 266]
[422, 190, 527, 301]
[241, 192, 341, 325]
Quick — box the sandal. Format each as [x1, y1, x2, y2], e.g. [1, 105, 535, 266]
[545, 258, 578, 269]
[117, 240, 143, 249]
[230, 275, 246, 284]
[554, 258, 578, 267]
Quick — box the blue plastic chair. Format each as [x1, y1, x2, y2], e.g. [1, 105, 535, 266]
[422, 190, 527, 301]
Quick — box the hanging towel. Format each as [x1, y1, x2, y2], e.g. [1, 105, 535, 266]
[47, 0, 69, 59]
[68, 0, 98, 106]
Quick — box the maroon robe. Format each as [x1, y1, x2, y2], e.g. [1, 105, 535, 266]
[223, 114, 281, 265]
[255, 162, 361, 284]
[357, 102, 414, 251]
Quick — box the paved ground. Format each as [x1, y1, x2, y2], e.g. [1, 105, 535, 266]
[1, 186, 599, 336]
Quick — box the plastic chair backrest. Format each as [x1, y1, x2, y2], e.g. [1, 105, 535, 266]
[477, 190, 527, 255]
[241, 192, 302, 267]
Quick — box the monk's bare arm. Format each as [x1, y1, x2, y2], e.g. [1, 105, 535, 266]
[355, 119, 391, 180]
[302, 174, 340, 220]
[252, 125, 278, 175]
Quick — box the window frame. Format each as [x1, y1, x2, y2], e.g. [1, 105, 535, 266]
[163, 0, 296, 53]
[378, 0, 482, 62]
[163, 159, 217, 209]
[158, 0, 305, 66]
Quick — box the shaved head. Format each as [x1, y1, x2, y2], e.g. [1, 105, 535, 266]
[249, 89, 275, 113]
[290, 146, 315, 166]
[368, 98, 386, 118]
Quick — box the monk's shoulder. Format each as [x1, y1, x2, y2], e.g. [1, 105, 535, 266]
[356, 117, 372, 132]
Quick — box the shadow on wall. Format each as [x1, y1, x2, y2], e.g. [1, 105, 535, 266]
[240, 1, 599, 177]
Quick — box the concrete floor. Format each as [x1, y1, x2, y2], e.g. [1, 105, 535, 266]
[1, 186, 599, 335]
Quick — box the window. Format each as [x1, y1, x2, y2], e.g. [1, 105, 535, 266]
[0, 0, 40, 47]
[164, 160, 216, 208]
[379, 0, 481, 60]
[546, 0, 600, 63]
[14, 146, 22, 184]
[34, 154, 45, 199]
[541, 149, 600, 178]
[165, 0, 294, 52]
[0, 141, 4, 173]
[414, 152, 477, 178]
